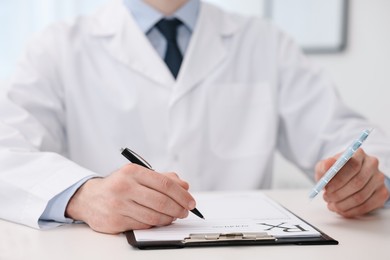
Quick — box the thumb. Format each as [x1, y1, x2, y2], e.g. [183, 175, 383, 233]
[314, 156, 338, 181]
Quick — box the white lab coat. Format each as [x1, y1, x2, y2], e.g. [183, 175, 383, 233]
[1, 0, 389, 229]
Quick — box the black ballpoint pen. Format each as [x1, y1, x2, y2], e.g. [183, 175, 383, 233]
[120, 147, 205, 220]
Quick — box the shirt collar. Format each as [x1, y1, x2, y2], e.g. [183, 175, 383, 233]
[123, 0, 200, 33]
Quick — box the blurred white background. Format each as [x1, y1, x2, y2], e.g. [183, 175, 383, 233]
[206, 0, 390, 189]
[0, 0, 107, 78]
[1, 0, 389, 189]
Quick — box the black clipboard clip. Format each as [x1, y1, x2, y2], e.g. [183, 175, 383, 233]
[184, 232, 276, 244]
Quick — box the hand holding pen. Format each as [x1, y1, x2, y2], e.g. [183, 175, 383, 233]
[121, 147, 205, 220]
[309, 129, 373, 199]
[310, 128, 390, 218]
[66, 149, 202, 235]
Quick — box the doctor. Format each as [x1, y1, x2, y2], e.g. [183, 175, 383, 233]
[0, 0, 389, 234]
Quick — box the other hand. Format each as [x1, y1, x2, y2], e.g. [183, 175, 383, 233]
[315, 148, 389, 218]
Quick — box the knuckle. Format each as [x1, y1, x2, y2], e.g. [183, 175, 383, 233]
[350, 176, 366, 190]
[155, 196, 170, 212]
[108, 172, 132, 192]
[122, 163, 148, 180]
[356, 203, 371, 216]
[160, 217, 175, 226]
[144, 213, 162, 226]
[126, 164, 143, 178]
[106, 179, 122, 193]
[168, 172, 179, 178]
[324, 189, 342, 202]
[351, 192, 367, 205]
[348, 158, 361, 173]
[356, 148, 365, 157]
[122, 163, 138, 174]
[368, 156, 379, 169]
[109, 179, 129, 195]
[160, 175, 174, 190]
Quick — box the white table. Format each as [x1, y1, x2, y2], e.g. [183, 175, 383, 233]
[1, 190, 389, 260]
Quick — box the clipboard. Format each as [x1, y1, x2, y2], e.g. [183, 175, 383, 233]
[125, 192, 338, 249]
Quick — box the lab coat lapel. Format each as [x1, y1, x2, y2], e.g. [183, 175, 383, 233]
[90, 0, 174, 87]
[173, 3, 231, 103]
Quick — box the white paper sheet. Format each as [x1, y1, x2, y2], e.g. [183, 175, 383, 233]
[134, 192, 321, 241]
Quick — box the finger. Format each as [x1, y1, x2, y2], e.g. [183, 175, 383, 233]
[326, 171, 378, 213]
[164, 172, 190, 190]
[329, 183, 389, 218]
[83, 169, 182, 233]
[326, 171, 388, 216]
[120, 199, 179, 227]
[132, 168, 196, 210]
[315, 156, 337, 181]
[325, 149, 365, 193]
[129, 184, 189, 219]
[324, 152, 375, 203]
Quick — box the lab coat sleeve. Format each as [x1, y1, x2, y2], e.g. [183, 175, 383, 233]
[274, 29, 390, 181]
[0, 26, 98, 229]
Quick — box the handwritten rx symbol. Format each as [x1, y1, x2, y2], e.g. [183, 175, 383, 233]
[257, 222, 308, 233]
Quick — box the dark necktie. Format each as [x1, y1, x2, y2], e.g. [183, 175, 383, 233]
[155, 18, 183, 78]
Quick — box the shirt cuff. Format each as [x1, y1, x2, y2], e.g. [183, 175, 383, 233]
[384, 175, 390, 208]
[39, 175, 97, 224]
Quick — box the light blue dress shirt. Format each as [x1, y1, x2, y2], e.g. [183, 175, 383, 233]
[124, 0, 199, 58]
[40, 0, 200, 224]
